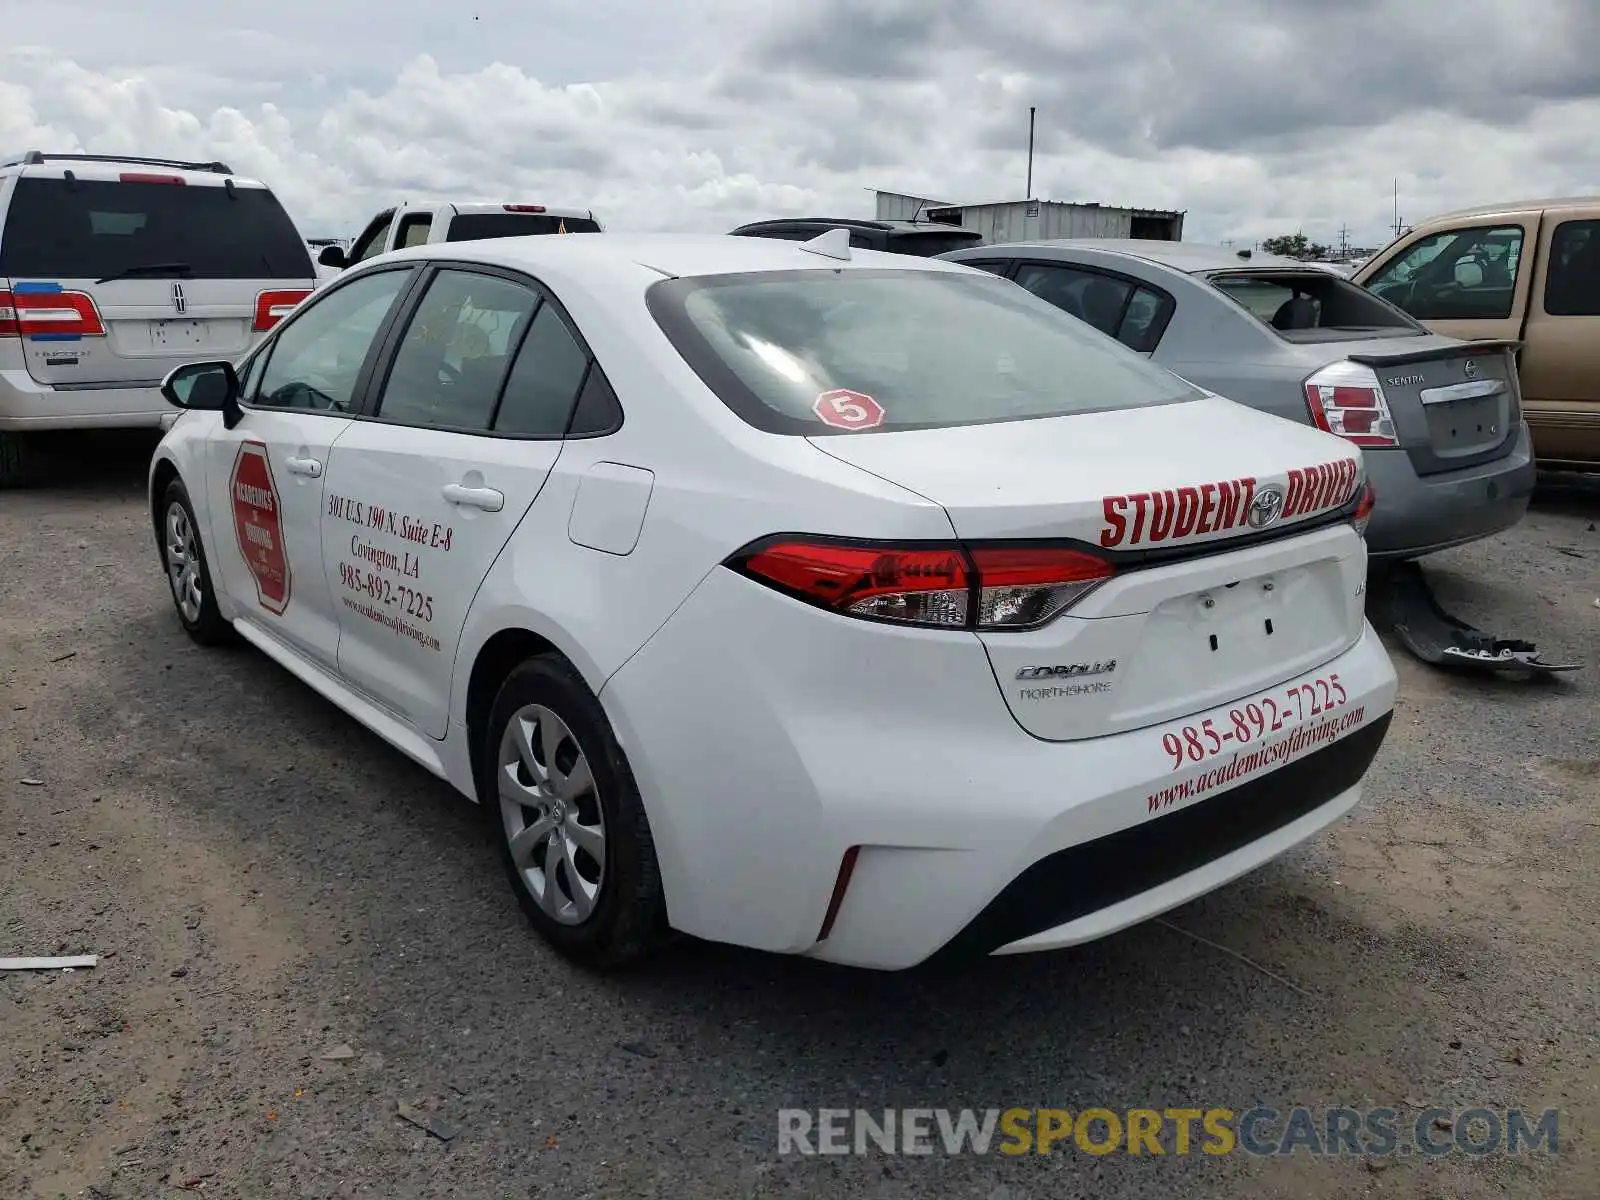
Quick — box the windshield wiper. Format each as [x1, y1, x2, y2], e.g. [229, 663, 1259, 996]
[95, 262, 193, 284]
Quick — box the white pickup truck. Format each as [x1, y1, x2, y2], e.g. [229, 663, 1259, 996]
[315, 201, 602, 272]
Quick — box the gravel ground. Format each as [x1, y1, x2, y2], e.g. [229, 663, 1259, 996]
[2, 435, 1596, 1200]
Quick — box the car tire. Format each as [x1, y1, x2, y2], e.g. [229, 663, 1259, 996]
[0, 431, 41, 489]
[159, 478, 233, 645]
[482, 654, 668, 968]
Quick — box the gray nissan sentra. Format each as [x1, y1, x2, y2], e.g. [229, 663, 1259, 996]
[941, 239, 1535, 560]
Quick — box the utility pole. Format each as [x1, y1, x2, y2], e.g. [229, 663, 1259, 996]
[1392, 179, 1403, 240]
[1026, 107, 1036, 200]
[1337, 223, 1350, 258]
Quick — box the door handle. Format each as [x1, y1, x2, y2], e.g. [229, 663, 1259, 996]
[285, 455, 323, 478]
[442, 482, 504, 512]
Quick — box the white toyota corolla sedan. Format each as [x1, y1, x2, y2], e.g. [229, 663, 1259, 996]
[149, 230, 1397, 970]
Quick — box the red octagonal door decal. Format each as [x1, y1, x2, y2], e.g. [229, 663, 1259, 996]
[230, 441, 292, 615]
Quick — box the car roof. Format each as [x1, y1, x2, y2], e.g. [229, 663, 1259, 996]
[1415, 195, 1600, 222]
[0, 151, 261, 187]
[954, 238, 1308, 274]
[732, 217, 979, 236]
[383, 232, 977, 280]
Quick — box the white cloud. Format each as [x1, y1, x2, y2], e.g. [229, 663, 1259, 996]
[4, 0, 1598, 249]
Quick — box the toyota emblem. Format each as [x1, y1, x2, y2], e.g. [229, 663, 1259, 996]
[1247, 485, 1286, 530]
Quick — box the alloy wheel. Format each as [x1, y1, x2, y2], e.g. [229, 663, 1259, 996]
[498, 704, 606, 924]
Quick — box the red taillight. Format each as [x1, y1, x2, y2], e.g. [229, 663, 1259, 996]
[1351, 480, 1375, 538]
[967, 545, 1115, 628]
[119, 172, 185, 185]
[1303, 361, 1399, 448]
[503, 204, 546, 213]
[729, 539, 1115, 631]
[737, 541, 970, 627]
[0, 288, 106, 339]
[253, 289, 310, 331]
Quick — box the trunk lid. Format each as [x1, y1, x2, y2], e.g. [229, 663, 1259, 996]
[1339, 336, 1521, 477]
[810, 396, 1370, 739]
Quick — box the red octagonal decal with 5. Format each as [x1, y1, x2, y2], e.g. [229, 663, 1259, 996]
[230, 441, 292, 615]
[812, 388, 886, 431]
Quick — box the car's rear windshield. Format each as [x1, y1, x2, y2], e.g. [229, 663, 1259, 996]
[889, 230, 984, 258]
[1205, 270, 1421, 343]
[647, 268, 1203, 435]
[0, 177, 314, 280]
[445, 213, 601, 241]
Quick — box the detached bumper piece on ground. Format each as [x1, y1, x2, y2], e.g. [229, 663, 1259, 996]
[1370, 560, 1581, 675]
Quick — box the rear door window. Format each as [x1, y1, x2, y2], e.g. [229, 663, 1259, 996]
[1543, 220, 1600, 316]
[0, 177, 313, 279]
[394, 212, 433, 249]
[1115, 285, 1173, 353]
[1363, 225, 1525, 320]
[1015, 263, 1135, 337]
[493, 303, 593, 437]
[445, 213, 600, 240]
[1011, 262, 1173, 351]
[648, 267, 1201, 435]
[375, 269, 540, 432]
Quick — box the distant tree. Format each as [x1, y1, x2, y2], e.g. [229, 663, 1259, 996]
[1260, 231, 1332, 259]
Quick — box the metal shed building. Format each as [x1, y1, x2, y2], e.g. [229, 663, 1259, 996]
[874, 190, 1185, 245]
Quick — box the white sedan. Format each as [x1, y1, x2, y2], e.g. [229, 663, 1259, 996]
[149, 231, 1397, 970]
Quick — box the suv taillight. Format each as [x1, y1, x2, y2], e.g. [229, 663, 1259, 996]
[727, 539, 1115, 631]
[1303, 360, 1399, 448]
[0, 287, 106, 339]
[1351, 480, 1376, 538]
[504, 204, 547, 213]
[254, 289, 311, 331]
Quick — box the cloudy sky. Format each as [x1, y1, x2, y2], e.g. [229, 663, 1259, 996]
[5, 0, 1598, 249]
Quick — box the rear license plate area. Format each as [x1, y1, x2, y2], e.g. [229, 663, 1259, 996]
[148, 319, 210, 348]
[1110, 564, 1349, 729]
[1425, 395, 1507, 458]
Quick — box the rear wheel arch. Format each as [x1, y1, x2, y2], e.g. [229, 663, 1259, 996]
[465, 628, 568, 800]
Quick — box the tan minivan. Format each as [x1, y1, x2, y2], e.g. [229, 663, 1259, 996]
[1353, 197, 1600, 471]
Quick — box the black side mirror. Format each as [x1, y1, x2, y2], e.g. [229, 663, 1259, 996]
[161, 360, 243, 428]
[318, 245, 347, 269]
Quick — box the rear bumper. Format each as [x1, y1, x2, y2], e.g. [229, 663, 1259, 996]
[602, 562, 1398, 970]
[1362, 421, 1536, 559]
[0, 369, 169, 432]
[936, 714, 1388, 959]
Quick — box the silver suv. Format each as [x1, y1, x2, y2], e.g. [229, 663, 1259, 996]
[0, 152, 315, 485]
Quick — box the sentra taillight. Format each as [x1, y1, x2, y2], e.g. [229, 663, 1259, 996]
[728, 538, 1116, 631]
[253, 289, 311, 331]
[0, 287, 106, 339]
[1351, 480, 1375, 538]
[1303, 361, 1399, 448]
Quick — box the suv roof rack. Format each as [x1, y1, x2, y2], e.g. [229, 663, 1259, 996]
[2, 150, 236, 175]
